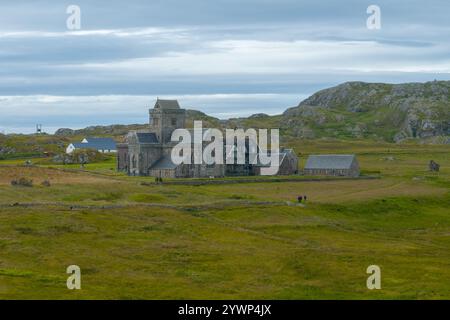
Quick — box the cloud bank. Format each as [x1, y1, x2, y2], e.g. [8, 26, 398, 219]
[0, 0, 449, 133]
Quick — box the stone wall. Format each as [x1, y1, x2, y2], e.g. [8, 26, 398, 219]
[117, 143, 129, 172]
[278, 152, 299, 175]
[139, 144, 162, 175]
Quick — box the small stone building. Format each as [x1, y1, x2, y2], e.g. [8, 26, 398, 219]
[251, 148, 299, 176]
[277, 149, 299, 175]
[303, 154, 360, 177]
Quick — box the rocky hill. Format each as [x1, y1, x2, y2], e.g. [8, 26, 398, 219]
[54, 124, 148, 138]
[282, 81, 450, 142]
[52, 80, 450, 143]
[54, 110, 221, 138]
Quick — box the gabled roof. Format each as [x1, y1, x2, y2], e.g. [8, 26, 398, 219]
[154, 99, 180, 110]
[305, 154, 356, 170]
[252, 149, 294, 167]
[150, 155, 179, 170]
[72, 137, 116, 150]
[136, 132, 159, 143]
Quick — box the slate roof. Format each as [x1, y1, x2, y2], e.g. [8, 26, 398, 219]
[252, 149, 293, 167]
[72, 143, 89, 149]
[279, 149, 295, 163]
[136, 132, 159, 143]
[150, 155, 179, 170]
[155, 99, 180, 110]
[72, 137, 116, 150]
[304, 155, 356, 170]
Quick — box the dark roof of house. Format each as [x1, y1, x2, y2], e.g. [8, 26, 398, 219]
[155, 99, 180, 110]
[136, 132, 159, 143]
[252, 149, 294, 167]
[304, 154, 356, 170]
[72, 137, 116, 150]
[279, 149, 295, 163]
[150, 155, 179, 170]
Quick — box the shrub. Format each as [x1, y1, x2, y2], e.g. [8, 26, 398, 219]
[11, 177, 33, 187]
[41, 180, 51, 187]
[53, 149, 109, 165]
[72, 149, 109, 164]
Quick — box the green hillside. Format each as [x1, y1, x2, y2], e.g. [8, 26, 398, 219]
[282, 81, 450, 142]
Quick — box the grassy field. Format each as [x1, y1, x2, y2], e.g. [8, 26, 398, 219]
[0, 139, 449, 299]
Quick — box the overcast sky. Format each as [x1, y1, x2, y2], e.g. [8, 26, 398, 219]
[1, 0, 449, 133]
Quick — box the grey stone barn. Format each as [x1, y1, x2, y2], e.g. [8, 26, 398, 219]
[117, 99, 299, 178]
[303, 154, 360, 177]
[252, 148, 299, 176]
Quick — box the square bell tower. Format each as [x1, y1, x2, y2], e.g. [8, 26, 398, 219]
[149, 99, 186, 144]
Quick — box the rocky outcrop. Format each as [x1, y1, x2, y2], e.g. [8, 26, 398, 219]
[248, 113, 270, 119]
[54, 128, 75, 136]
[284, 80, 450, 141]
[0, 146, 16, 155]
[55, 124, 148, 137]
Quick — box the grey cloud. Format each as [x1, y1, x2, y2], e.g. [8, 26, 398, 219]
[0, 0, 449, 132]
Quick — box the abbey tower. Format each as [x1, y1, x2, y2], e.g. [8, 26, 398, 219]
[149, 99, 186, 144]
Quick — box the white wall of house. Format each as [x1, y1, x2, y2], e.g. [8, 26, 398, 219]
[66, 145, 118, 154]
[66, 144, 76, 154]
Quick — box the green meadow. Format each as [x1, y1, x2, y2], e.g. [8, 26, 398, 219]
[0, 139, 449, 299]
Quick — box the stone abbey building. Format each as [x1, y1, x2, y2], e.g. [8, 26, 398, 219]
[117, 99, 299, 178]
